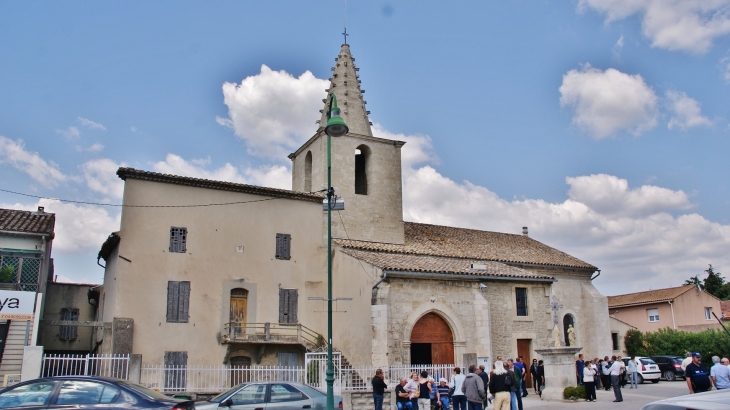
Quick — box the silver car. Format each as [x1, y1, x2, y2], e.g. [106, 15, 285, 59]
[641, 388, 730, 410]
[195, 382, 342, 410]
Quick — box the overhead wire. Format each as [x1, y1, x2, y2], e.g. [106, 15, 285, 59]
[336, 210, 376, 281]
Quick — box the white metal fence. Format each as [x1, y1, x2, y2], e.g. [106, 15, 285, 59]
[138, 363, 465, 394]
[41, 354, 129, 379]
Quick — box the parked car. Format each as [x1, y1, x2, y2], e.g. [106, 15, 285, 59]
[0, 376, 194, 409]
[650, 355, 686, 381]
[622, 357, 661, 384]
[195, 382, 343, 410]
[641, 388, 730, 410]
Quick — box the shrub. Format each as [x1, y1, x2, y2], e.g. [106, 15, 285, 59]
[0, 265, 14, 283]
[624, 329, 646, 357]
[563, 386, 586, 400]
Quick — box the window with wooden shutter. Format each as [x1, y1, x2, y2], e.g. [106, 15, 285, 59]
[166, 281, 190, 323]
[59, 308, 79, 340]
[275, 233, 291, 260]
[515, 287, 528, 316]
[164, 351, 187, 390]
[169, 227, 187, 253]
[278, 288, 298, 324]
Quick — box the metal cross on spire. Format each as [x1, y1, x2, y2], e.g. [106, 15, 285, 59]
[549, 295, 563, 325]
[342, 28, 349, 44]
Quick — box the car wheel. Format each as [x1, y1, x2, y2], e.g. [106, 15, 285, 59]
[651, 380, 659, 384]
[664, 371, 676, 381]
[637, 374, 644, 384]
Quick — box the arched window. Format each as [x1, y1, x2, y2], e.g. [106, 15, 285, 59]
[304, 151, 312, 192]
[355, 145, 371, 195]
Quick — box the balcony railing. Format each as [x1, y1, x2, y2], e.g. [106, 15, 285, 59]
[222, 322, 325, 350]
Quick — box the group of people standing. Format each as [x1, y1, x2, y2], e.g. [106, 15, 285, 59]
[376, 357, 539, 410]
[574, 354, 627, 403]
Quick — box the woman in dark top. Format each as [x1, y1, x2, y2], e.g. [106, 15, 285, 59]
[537, 360, 545, 397]
[417, 371, 432, 410]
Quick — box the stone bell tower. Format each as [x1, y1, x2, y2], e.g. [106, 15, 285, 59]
[289, 43, 405, 245]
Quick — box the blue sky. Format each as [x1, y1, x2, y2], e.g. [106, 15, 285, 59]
[0, 1, 728, 295]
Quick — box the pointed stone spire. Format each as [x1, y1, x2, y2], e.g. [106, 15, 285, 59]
[319, 44, 373, 137]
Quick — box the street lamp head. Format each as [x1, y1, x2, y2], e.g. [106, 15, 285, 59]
[325, 95, 349, 138]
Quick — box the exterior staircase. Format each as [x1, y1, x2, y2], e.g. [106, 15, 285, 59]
[0, 321, 32, 385]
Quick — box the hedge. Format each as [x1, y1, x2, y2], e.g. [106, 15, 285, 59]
[624, 327, 730, 359]
[563, 386, 586, 400]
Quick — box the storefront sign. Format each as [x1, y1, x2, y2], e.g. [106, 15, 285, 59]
[0, 290, 35, 320]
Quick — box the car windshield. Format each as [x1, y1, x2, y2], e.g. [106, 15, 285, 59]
[672, 358, 683, 364]
[640, 359, 656, 365]
[296, 384, 325, 398]
[117, 381, 174, 401]
[209, 385, 246, 403]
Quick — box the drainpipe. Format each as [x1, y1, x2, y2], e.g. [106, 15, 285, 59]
[669, 300, 676, 329]
[590, 269, 601, 281]
[371, 272, 387, 305]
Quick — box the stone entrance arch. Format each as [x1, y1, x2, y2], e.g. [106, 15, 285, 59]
[403, 303, 466, 365]
[411, 313, 454, 364]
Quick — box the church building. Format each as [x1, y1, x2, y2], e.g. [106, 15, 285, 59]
[97, 43, 611, 372]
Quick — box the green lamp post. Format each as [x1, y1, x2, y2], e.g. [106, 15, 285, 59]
[323, 94, 347, 410]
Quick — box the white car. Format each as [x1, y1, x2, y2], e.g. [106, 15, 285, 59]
[623, 357, 661, 383]
[641, 388, 730, 410]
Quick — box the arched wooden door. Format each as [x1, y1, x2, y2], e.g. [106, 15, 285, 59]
[410, 313, 454, 365]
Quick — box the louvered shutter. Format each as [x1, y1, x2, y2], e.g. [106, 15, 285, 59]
[178, 281, 190, 323]
[279, 289, 298, 324]
[167, 281, 180, 322]
[279, 288, 287, 323]
[275, 233, 291, 260]
[288, 289, 298, 323]
[170, 227, 187, 253]
[164, 351, 188, 390]
[275, 234, 282, 259]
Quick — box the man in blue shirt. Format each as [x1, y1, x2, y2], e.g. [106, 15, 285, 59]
[711, 356, 730, 390]
[575, 354, 585, 386]
[686, 352, 712, 394]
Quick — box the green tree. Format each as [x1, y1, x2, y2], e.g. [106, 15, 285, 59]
[703, 265, 725, 298]
[0, 265, 14, 283]
[624, 329, 646, 357]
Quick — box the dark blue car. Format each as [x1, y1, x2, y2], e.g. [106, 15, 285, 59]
[0, 376, 194, 409]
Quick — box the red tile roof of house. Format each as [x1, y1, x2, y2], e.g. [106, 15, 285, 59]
[607, 285, 696, 308]
[0, 208, 55, 235]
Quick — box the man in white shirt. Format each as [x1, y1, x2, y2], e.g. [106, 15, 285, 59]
[681, 352, 693, 372]
[609, 356, 624, 402]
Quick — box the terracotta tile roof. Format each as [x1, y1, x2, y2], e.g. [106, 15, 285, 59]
[340, 248, 555, 281]
[117, 168, 324, 203]
[0, 208, 55, 235]
[721, 301, 730, 320]
[607, 285, 695, 308]
[335, 222, 596, 270]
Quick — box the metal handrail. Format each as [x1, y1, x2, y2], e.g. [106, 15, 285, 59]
[223, 322, 325, 349]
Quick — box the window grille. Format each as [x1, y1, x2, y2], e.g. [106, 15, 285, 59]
[169, 227, 187, 253]
[0, 256, 41, 292]
[647, 308, 659, 322]
[166, 281, 190, 323]
[275, 234, 291, 260]
[59, 308, 79, 341]
[515, 287, 528, 316]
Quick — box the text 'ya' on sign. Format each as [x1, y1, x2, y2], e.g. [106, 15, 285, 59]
[0, 290, 36, 320]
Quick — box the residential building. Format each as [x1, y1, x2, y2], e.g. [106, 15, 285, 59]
[608, 284, 722, 333]
[608, 317, 636, 356]
[38, 282, 101, 355]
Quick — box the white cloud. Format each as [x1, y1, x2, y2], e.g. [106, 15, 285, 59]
[723, 55, 730, 83]
[372, 123, 439, 171]
[612, 35, 624, 58]
[56, 126, 80, 140]
[218, 64, 328, 158]
[80, 158, 126, 199]
[0, 199, 120, 253]
[578, 0, 730, 54]
[0, 136, 67, 187]
[77, 117, 106, 131]
[559, 64, 658, 138]
[130, 126, 138, 132]
[665, 90, 713, 130]
[152, 154, 291, 189]
[76, 143, 104, 153]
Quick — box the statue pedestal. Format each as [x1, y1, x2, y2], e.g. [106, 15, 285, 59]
[534, 346, 582, 402]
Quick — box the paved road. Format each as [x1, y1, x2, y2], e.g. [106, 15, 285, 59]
[518, 380, 691, 409]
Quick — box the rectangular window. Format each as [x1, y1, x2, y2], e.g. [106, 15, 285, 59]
[515, 287, 528, 316]
[59, 308, 79, 341]
[166, 281, 190, 323]
[279, 288, 298, 324]
[705, 307, 713, 320]
[169, 227, 187, 253]
[275, 234, 291, 260]
[647, 308, 659, 322]
[611, 333, 619, 351]
[164, 351, 187, 390]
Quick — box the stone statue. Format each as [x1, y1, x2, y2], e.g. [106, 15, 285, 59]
[552, 324, 561, 347]
[568, 324, 576, 347]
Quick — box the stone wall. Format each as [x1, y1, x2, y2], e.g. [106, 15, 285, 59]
[342, 390, 392, 410]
